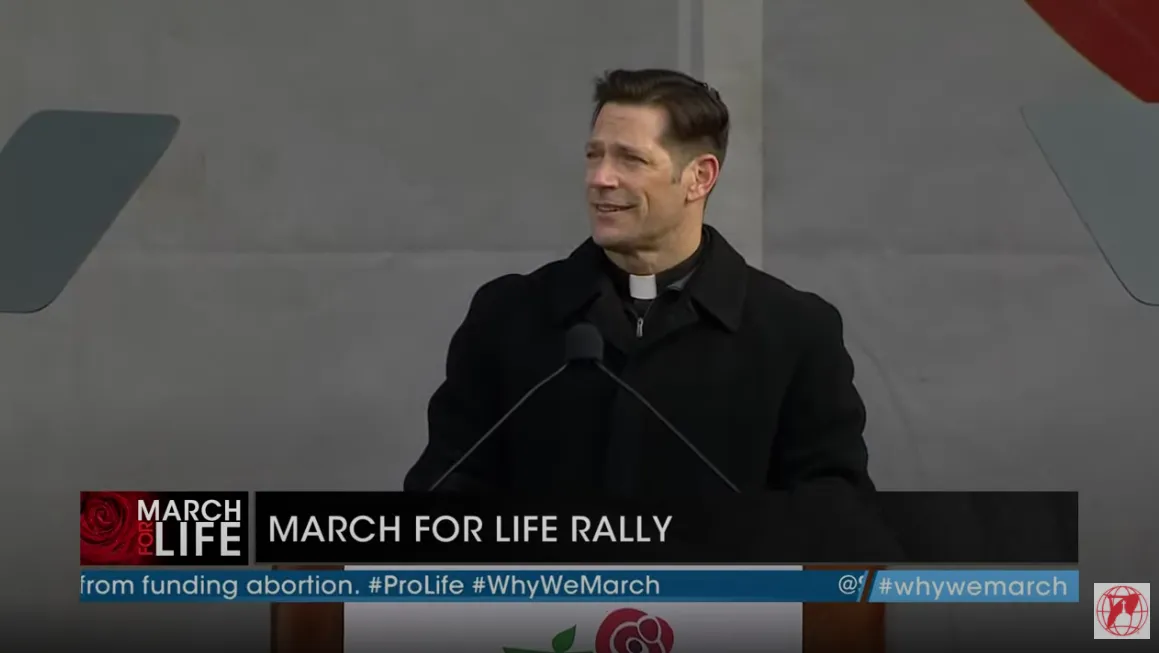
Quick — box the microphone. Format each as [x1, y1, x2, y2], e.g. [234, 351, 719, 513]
[564, 322, 605, 362]
[566, 322, 741, 493]
[426, 324, 595, 491]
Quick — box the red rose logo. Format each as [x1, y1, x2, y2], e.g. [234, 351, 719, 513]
[595, 608, 674, 653]
[80, 491, 154, 565]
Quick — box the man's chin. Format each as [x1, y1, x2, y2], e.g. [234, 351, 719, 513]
[591, 227, 631, 250]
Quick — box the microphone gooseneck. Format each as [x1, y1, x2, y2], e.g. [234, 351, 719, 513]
[426, 363, 569, 491]
[428, 323, 599, 491]
[570, 322, 741, 494]
[428, 322, 741, 494]
[593, 359, 741, 493]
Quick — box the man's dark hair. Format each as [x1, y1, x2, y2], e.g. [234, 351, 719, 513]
[592, 68, 730, 170]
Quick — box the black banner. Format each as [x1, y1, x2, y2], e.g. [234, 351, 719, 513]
[253, 491, 1077, 564]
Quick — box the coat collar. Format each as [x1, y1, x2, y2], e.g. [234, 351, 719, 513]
[546, 224, 748, 332]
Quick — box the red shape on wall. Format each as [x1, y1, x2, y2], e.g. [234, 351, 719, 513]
[1026, 0, 1159, 101]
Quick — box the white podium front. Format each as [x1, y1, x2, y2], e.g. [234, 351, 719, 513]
[343, 565, 802, 653]
[269, 565, 882, 653]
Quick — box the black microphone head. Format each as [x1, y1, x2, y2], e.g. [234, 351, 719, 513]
[564, 322, 604, 362]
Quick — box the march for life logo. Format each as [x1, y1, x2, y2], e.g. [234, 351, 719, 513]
[503, 608, 674, 653]
[80, 491, 250, 566]
[1094, 583, 1150, 639]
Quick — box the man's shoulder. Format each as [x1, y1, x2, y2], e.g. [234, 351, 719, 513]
[466, 256, 572, 312]
[742, 265, 846, 333]
[465, 273, 532, 317]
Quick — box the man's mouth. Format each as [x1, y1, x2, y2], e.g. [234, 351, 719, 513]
[593, 203, 632, 213]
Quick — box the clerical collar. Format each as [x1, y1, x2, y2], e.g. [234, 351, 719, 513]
[628, 274, 658, 300]
[603, 229, 709, 300]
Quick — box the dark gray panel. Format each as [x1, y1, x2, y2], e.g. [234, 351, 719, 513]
[1022, 101, 1159, 305]
[0, 110, 177, 312]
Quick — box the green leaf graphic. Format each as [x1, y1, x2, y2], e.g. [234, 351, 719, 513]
[501, 625, 592, 653]
[552, 626, 577, 652]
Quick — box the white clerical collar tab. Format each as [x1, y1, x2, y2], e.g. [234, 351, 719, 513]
[629, 274, 658, 300]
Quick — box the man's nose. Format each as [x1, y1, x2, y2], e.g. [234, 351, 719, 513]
[586, 162, 618, 188]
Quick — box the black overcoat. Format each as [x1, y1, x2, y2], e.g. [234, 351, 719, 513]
[404, 226, 874, 499]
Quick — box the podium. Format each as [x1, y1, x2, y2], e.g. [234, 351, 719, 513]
[271, 565, 884, 652]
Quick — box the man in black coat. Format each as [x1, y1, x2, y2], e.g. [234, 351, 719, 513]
[404, 69, 875, 502]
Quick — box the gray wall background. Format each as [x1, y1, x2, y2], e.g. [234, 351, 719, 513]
[0, 0, 1155, 650]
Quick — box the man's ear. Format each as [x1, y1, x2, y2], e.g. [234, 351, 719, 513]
[684, 153, 721, 202]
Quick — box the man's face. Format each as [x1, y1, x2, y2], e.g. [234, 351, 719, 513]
[585, 103, 690, 252]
